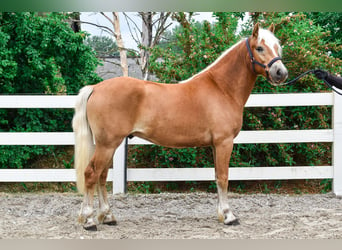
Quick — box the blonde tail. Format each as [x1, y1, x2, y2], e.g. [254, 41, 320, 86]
[72, 86, 95, 194]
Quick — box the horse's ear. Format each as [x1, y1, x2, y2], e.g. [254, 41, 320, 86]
[268, 23, 275, 33]
[252, 22, 260, 38]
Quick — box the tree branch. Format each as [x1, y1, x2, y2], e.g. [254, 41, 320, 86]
[100, 12, 115, 27]
[123, 12, 141, 45]
[152, 12, 172, 47]
[71, 19, 115, 36]
[124, 12, 142, 33]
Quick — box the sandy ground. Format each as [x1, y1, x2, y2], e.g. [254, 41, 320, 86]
[0, 192, 341, 239]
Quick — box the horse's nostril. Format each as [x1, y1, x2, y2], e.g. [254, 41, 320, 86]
[272, 67, 288, 82]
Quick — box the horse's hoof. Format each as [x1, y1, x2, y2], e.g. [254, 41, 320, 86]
[84, 225, 98, 231]
[103, 220, 117, 226]
[98, 213, 117, 226]
[225, 218, 240, 226]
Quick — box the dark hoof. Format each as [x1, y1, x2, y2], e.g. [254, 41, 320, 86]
[226, 218, 240, 226]
[104, 220, 117, 226]
[84, 225, 97, 231]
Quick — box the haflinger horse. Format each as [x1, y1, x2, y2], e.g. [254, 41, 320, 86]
[72, 23, 288, 231]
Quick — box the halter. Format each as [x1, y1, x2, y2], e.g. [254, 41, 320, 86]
[246, 38, 282, 81]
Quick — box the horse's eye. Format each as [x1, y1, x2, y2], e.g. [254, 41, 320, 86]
[256, 46, 264, 52]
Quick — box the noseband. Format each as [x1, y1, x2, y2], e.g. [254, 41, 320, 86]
[246, 38, 282, 81]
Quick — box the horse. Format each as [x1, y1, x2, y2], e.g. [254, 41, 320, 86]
[72, 23, 288, 231]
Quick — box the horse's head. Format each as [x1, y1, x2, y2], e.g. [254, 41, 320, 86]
[247, 23, 288, 85]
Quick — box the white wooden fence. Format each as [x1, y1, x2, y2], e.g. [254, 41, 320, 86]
[0, 92, 341, 196]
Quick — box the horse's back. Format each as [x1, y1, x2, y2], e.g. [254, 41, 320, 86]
[93, 76, 146, 96]
[86, 77, 148, 143]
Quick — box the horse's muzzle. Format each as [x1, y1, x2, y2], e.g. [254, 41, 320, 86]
[269, 62, 288, 84]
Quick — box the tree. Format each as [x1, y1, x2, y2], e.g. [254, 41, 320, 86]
[78, 12, 171, 79]
[123, 12, 172, 80]
[140, 12, 153, 80]
[100, 12, 128, 77]
[85, 36, 119, 57]
[0, 12, 101, 169]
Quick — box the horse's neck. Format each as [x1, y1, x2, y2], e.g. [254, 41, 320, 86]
[206, 41, 256, 107]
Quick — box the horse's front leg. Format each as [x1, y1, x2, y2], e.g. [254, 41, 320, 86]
[213, 139, 239, 225]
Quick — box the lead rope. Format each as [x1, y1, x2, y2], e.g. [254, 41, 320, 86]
[280, 69, 342, 96]
[280, 69, 314, 86]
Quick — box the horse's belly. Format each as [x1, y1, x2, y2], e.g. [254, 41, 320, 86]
[131, 121, 212, 148]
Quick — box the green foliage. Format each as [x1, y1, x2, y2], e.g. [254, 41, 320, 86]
[0, 12, 102, 169]
[150, 12, 239, 82]
[129, 145, 214, 169]
[85, 35, 119, 57]
[305, 12, 342, 59]
[128, 12, 341, 193]
[320, 179, 332, 193]
[62, 155, 74, 169]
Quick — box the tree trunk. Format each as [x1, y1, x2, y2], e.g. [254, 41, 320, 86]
[112, 12, 128, 77]
[140, 12, 153, 80]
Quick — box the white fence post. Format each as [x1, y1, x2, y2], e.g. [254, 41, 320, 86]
[112, 138, 127, 194]
[333, 92, 342, 197]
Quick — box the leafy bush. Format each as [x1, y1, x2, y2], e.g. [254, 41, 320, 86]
[149, 12, 240, 82]
[0, 12, 102, 169]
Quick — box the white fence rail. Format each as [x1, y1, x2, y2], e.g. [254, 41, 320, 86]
[0, 93, 341, 196]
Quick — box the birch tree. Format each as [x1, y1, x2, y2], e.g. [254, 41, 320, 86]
[101, 12, 128, 77]
[78, 12, 171, 79]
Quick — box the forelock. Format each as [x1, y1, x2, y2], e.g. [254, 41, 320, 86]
[258, 28, 282, 56]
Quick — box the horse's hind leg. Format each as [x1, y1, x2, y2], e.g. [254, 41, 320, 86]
[79, 145, 115, 231]
[79, 192, 96, 230]
[97, 159, 117, 226]
[214, 139, 239, 225]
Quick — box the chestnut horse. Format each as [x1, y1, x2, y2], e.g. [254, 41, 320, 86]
[72, 23, 288, 231]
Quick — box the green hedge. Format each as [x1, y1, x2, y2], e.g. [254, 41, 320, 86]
[0, 12, 101, 169]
